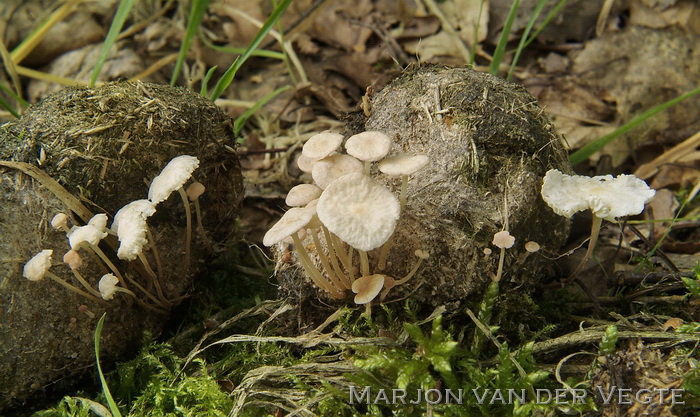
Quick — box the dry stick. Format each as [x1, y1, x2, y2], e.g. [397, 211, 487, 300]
[46, 271, 107, 305]
[177, 187, 193, 277]
[309, 229, 346, 292]
[291, 234, 344, 299]
[321, 226, 352, 289]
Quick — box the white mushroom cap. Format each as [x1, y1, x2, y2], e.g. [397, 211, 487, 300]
[352, 274, 385, 304]
[525, 241, 540, 253]
[302, 131, 344, 160]
[317, 172, 400, 251]
[112, 199, 157, 260]
[541, 169, 656, 222]
[63, 250, 84, 270]
[68, 221, 108, 249]
[492, 230, 515, 249]
[345, 131, 392, 162]
[286, 184, 323, 207]
[148, 155, 200, 205]
[51, 213, 68, 230]
[296, 154, 316, 173]
[311, 154, 363, 189]
[23, 249, 53, 281]
[378, 154, 430, 176]
[263, 207, 315, 246]
[186, 182, 206, 201]
[98, 273, 120, 300]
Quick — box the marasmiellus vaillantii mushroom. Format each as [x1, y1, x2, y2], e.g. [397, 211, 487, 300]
[285, 184, 323, 207]
[186, 181, 211, 252]
[311, 153, 363, 189]
[302, 131, 343, 161]
[491, 230, 515, 282]
[23, 249, 105, 304]
[541, 169, 655, 280]
[317, 172, 400, 277]
[62, 249, 102, 298]
[345, 131, 392, 174]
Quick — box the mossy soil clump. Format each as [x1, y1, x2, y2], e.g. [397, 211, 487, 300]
[0, 82, 243, 411]
[276, 65, 571, 319]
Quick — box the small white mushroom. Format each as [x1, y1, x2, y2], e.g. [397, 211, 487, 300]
[63, 250, 83, 270]
[311, 154, 363, 189]
[492, 230, 515, 249]
[23, 249, 53, 281]
[148, 155, 200, 205]
[345, 131, 392, 162]
[286, 184, 323, 207]
[68, 219, 108, 249]
[98, 273, 120, 300]
[378, 154, 429, 209]
[296, 154, 316, 173]
[186, 182, 206, 201]
[302, 131, 344, 160]
[317, 172, 400, 252]
[352, 274, 385, 304]
[525, 241, 540, 253]
[51, 213, 69, 232]
[112, 199, 156, 261]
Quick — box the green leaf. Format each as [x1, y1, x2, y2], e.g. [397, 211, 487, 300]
[489, 0, 519, 76]
[95, 314, 123, 417]
[233, 85, 291, 136]
[171, 0, 212, 85]
[90, 0, 137, 87]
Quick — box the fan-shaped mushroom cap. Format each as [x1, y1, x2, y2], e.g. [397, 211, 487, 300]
[263, 207, 315, 246]
[23, 249, 53, 281]
[148, 155, 200, 205]
[286, 184, 323, 207]
[311, 154, 363, 189]
[352, 274, 385, 304]
[378, 154, 429, 176]
[317, 172, 400, 251]
[541, 169, 656, 222]
[345, 131, 392, 162]
[98, 273, 119, 300]
[492, 230, 515, 249]
[525, 241, 540, 253]
[302, 131, 344, 160]
[296, 154, 316, 173]
[112, 199, 157, 260]
[68, 220, 108, 249]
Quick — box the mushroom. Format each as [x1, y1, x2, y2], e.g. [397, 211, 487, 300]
[23, 250, 104, 304]
[51, 213, 69, 232]
[311, 154, 363, 189]
[302, 131, 344, 161]
[316, 172, 400, 277]
[264, 207, 345, 298]
[345, 131, 392, 174]
[517, 241, 541, 265]
[286, 184, 323, 207]
[98, 273, 137, 300]
[352, 274, 385, 304]
[112, 199, 156, 261]
[379, 249, 429, 301]
[186, 181, 212, 253]
[62, 249, 102, 298]
[296, 154, 316, 173]
[148, 155, 201, 275]
[541, 169, 655, 281]
[491, 230, 515, 282]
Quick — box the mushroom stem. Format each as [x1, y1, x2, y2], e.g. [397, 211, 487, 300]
[137, 253, 169, 305]
[330, 232, 355, 281]
[124, 273, 169, 309]
[359, 250, 370, 277]
[177, 187, 192, 277]
[309, 229, 347, 292]
[193, 198, 213, 253]
[111, 287, 169, 314]
[70, 269, 102, 298]
[291, 233, 345, 299]
[86, 243, 129, 290]
[567, 215, 603, 283]
[399, 174, 408, 210]
[46, 271, 107, 305]
[377, 236, 394, 271]
[321, 226, 352, 289]
[493, 247, 506, 282]
[363, 161, 371, 175]
[144, 225, 166, 298]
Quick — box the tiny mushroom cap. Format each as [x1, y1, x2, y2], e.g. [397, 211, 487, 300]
[483, 248, 493, 256]
[415, 249, 430, 260]
[302, 131, 344, 160]
[23, 249, 53, 281]
[63, 250, 84, 270]
[263, 206, 315, 246]
[541, 169, 656, 222]
[311, 154, 363, 189]
[51, 213, 68, 230]
[378, 154, 430, 176]
[286, 184, 323, 207]
[525, 241, 541, 253]
[492, 230, 515, 249]
[112, 199, 157, 260]
[345, 131, 392, 162]
[186, 182, 206, 201]
[352, 274, 386, 304]
[98, 273, 120, 300]
[317, 172, 400, 251]
[296, 154, 316, 173]
[148, 155, 200, 205]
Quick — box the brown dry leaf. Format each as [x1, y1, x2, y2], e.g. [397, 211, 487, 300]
[635, 131, 700, 179]
[307, 0, 374, 52]
[209, 0, 266, 47]
[650, 163, 700, 189]
[662, 317, 684, 331]
[630, 0, 699, 33]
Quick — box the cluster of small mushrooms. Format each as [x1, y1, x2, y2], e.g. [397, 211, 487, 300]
[22, 155, 206, 313]
[264, 131, 430, 305]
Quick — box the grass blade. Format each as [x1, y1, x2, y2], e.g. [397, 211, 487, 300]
[170, 0, 212, 86]
[488, 0, 520, 76]
[209, 0, 293, 101]
[90, 0, 137, 87]
[200, 36, 285, 60]
[569, 87, 700, 165]
[0, 95, 19, 118]
[233, 85, 291, 136]
[506, 0, 548, 80]
[94, 314, 123, 417]
[200, 65, 218, 96]
[520, 0, 569, 51]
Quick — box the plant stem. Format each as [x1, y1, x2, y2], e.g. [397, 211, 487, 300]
[47, 271, 107, 305]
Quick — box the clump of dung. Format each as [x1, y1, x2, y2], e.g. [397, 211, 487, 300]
[0, 81, 243, 410]
[275, 65, 570, 317]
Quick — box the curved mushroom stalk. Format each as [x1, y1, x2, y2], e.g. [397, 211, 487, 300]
[379, 249, 429, 301]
